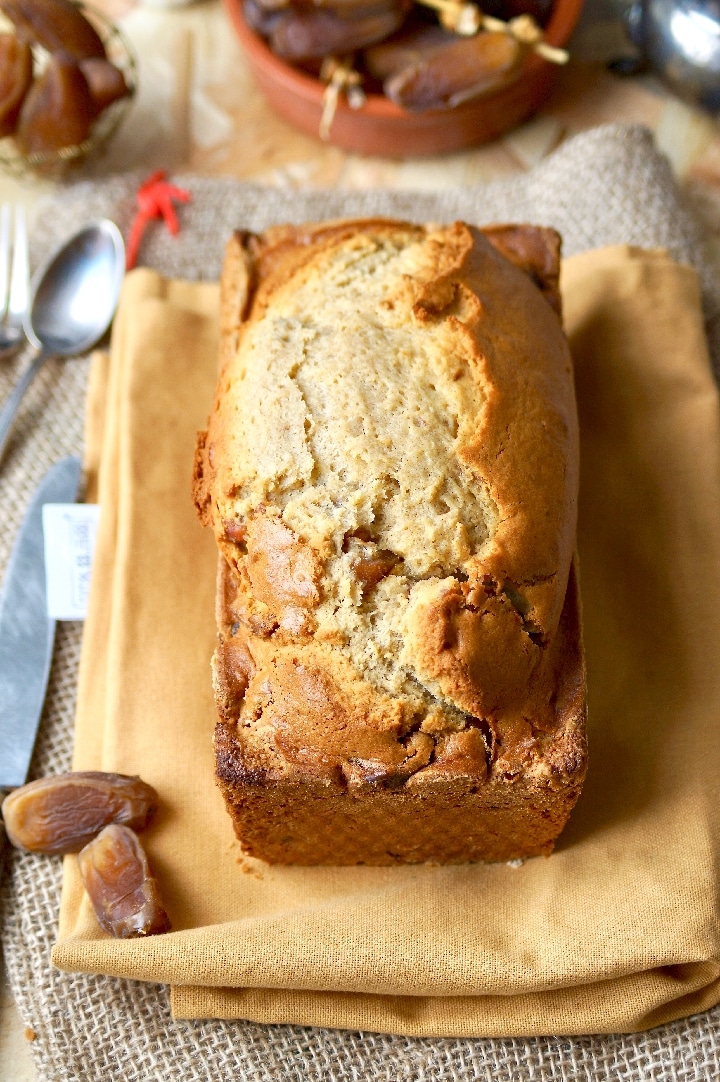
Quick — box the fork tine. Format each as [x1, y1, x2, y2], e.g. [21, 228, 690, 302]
[7, 206, 28, 327]
[0, 205, 10, 322]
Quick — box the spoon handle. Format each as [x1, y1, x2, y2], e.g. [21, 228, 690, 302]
[0, 351, 50, 463]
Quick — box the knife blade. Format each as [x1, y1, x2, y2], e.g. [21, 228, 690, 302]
[0, 456, 82, 792]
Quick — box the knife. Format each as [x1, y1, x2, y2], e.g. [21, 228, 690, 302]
[0, 457, 83, 811]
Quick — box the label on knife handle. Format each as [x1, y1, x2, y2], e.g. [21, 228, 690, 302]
[42, 504, 100, 621]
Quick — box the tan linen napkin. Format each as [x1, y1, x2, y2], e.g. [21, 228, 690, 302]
[51, 246, 720, 1038]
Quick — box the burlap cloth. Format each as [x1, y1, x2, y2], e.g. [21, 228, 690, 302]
[3, 122, 720, 1079]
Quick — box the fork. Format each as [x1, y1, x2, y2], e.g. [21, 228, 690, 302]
[0, 205, 29, 360]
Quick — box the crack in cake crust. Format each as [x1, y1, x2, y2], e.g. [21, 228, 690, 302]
[193, 217, 587, 865]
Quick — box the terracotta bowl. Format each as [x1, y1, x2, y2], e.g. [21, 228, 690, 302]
[223, 0, 583, 157]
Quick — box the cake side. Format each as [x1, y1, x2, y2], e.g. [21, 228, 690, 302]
[194, 218, 586, 865]
[213, 557, 586, 865]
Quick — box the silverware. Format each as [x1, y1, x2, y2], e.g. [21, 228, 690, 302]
[0, 456, 82, 871]
[0, 204, 29, 361]
[0, 219, 125, 464]
[618, 0, 720, 112]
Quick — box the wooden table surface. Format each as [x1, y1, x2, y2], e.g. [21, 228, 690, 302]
[0, 0, 719, 1075]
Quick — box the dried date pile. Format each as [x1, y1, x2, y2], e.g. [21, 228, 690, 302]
[0, 0, 131, 157]
[244, 0, 561, 115]
[2, 771, 171, 938]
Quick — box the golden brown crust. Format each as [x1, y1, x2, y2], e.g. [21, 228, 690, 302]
[214, 554, 584, 776]
[212, 561, 585, 864]
[482, 223, 563, 316]
[397, 225, 578, 719]
[196, 217, 586, 865]
[218, 231, 255, 369]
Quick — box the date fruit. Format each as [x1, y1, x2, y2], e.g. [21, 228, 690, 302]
[79, 57, 130, 115]
[0, 0, 106, 61]
[384, 29, 523, 110]
[300, 0, 405, 11]
[1, 771, 159, 854]
[78, 824, 171, 938]
[243, 0, 287, 37]
[15, 54, 94, 154]
[363, 23, 453, 81]
[346, 536, 399, 593]
[270, 2, 408, 62]
[0, 33, 33, 137]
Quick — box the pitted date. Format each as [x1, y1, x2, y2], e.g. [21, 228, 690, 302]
[80, 57, 131, 115]
[270, 3, 408, 61]
[0, 0, 106, 61]
[15, 55, 95, 155]
[1, 771, 159, 854]
[78, 824, 171, 938]
[0, 33, 33, 137]
[384, 29, 522, 110]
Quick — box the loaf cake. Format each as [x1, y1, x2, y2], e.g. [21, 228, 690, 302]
[193, 218, 587, 865]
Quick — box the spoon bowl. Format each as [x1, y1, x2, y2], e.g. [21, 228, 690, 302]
[25, 221, 125, 355]
[0, 220, 125, 462]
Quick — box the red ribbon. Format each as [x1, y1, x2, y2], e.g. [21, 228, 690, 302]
[126, 170, 191, 271]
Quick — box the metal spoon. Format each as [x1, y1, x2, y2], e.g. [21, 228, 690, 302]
[0, 220, 125, 463]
